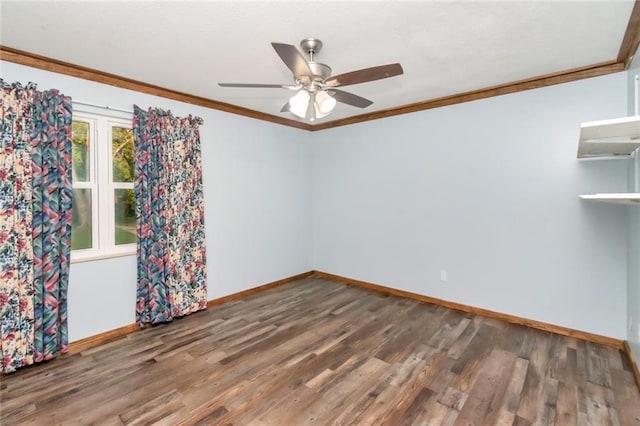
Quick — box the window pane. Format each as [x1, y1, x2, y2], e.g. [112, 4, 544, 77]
[112, 127, 134, 183]
[72, 121, 90, 182]
[71, 188, 92, 250]
[114, 188, 136, 245]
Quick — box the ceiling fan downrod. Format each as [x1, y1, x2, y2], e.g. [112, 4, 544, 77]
[300, 37, 323, 61]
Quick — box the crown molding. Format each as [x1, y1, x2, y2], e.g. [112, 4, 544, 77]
[0, 46, 627, 132]
[618, 0, 640, 68]
[0, 45, 313, 131]
[312, 60, 624, 131]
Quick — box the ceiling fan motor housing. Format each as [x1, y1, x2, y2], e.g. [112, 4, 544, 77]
[308, 62, 332, 81]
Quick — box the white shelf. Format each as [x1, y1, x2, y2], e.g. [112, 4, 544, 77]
[577, 115, 640, 158]
[579, 193, 640, 205]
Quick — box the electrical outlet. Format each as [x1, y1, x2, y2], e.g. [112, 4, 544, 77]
[440, 270, 448, 282]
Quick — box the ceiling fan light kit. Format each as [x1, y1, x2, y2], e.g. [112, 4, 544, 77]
[289, 90, 310, 118]
[219, 38, 403, 122]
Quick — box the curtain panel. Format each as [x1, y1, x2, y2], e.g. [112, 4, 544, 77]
[133, 106, 207, 326]
[0, 80, 73, 374]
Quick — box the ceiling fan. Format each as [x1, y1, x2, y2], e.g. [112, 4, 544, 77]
[218, 38, 404, 121]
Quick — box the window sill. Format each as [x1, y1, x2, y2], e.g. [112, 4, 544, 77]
[71, 248, 135, 264]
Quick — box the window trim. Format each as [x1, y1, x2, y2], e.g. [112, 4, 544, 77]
[70, 108, 136, 263]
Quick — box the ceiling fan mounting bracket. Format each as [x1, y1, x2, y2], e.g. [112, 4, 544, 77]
[300, 38, 323, 56]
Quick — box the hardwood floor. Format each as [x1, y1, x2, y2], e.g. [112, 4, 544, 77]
[2, 277, 639, 425]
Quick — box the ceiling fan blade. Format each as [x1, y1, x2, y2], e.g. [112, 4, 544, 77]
[218, 83, 298, 89]
[325, 63, 403, 87]
[271, 42, 313, 80]
[327, 89, 373, 108]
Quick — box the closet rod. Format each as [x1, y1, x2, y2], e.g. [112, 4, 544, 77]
[72, 100, 133, 114]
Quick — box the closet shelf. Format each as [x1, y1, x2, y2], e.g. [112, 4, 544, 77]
[579, 193, 640, 205]
[577, 115, 640, 158]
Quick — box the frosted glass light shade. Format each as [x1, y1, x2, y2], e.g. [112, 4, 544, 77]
[315, 90, 336, 115]
[289, 90, 310, 118]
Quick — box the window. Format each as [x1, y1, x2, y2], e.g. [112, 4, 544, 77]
[71, 110, 135, 262]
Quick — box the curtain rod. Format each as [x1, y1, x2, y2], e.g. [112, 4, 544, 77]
[72, 100, 133, 114]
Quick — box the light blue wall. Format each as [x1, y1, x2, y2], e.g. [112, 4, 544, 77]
[312, 73, 629, 338]
[628, 152, 640, 359]
[1, 60, 634, 342]
[627, 52, 640, 363]
[1, 61, 314, 341]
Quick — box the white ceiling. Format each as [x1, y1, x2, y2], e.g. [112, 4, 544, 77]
[0, 1, 636, 126]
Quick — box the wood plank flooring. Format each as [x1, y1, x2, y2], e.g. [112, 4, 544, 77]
[2, 277, 639, 425]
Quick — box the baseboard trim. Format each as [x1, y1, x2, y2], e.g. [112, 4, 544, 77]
[68, 323, 142, 354]
[312, 270, 625, 349]
[623, 341, 640, 392]
[206, 271, 314, 308]
[68, 269, 625, 355]
[68, 271, 314, 354]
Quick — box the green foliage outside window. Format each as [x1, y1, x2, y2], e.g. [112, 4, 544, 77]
[71, 122, 91, 250]
[72, 121, 89, 182]
[112, 127, 136, 245]
[112, 127, 134, 182]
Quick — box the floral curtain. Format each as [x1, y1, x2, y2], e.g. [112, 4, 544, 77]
[133, 105, 207, 326]
[0, 80, 73, 374]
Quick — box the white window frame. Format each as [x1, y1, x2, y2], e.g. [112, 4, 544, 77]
[71, 107, 136, 263]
